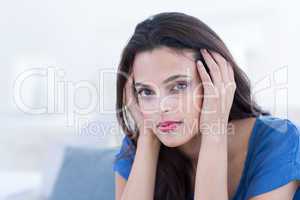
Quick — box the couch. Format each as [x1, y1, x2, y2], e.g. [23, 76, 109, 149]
[49, 146, 119, 200]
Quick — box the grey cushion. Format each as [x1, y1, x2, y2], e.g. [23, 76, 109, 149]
[49, 146, 119, 200]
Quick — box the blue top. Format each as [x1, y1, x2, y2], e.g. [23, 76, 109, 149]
[113, 115, 300, 199]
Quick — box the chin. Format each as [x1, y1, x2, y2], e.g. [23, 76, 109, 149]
[161, 140, 180, 147]
[156, 131, 190, 147]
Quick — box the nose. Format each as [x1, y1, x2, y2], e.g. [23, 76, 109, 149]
[162, 105, 170, 113]
[159, 95, 177, 114]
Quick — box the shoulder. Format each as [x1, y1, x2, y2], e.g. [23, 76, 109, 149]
[245, 115, 300, 199]
[112, 135, 136, 180]
[252, 115, 300, 163]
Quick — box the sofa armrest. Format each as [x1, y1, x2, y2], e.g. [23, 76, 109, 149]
[49, 146, 119, 200]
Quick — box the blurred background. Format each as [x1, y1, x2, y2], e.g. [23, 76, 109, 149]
[0, 0, 299, 199]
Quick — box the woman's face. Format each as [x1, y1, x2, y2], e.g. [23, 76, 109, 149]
[132, 47, 203, 147]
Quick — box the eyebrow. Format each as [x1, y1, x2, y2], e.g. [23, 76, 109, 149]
[134, 74, 191, 88]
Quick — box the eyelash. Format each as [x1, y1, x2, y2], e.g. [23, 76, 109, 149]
[137, 81, 190, 97]
[171, 81, 189, 92]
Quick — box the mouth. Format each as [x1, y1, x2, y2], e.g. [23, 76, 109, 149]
[157, 121, 183, 132]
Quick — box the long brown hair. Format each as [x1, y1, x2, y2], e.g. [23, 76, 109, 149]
[114, 12, 270, 200]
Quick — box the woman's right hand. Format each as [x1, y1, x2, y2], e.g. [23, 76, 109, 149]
[123, 73, 161, 147]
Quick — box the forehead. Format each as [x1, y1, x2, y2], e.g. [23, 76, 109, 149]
[132, 47, 197, 84]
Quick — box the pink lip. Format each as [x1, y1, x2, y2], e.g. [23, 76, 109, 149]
[158, 121, 182, 132]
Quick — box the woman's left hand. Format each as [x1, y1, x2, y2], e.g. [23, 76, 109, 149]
[194, 49, 235, 200]
[196, 49, 236, 140]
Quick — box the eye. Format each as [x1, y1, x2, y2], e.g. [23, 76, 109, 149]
[137, 88, 154, 97]
[171, 81, 189, 92]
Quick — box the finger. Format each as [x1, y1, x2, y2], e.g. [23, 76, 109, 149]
[125, 74, 135, 105]
[227, 62, 235, 82]
[126, 74, 143, 109]
[122, 89, 126, 107]
[200, 48, 222, 84]
[125, 81, 141, 124]
[210, 51, 229, 83]
[124, 78, 132, 110]
[196, 60, 214, 91]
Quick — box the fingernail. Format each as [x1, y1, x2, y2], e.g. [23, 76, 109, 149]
[197, 60, 203, 67]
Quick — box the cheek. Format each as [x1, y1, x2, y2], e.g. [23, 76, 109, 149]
[179, 89, 203, 114]
[178, 90, 202, 131]
[139, 98, 160, 113]
[192, 85, 203, 112]
[142, 112, 153, 120]
[142, 112, 159, 128]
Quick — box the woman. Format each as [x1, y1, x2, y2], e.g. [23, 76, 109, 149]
[113, 12, 300, 200]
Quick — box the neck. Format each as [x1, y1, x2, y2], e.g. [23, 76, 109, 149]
[177, 133, 202, 165]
